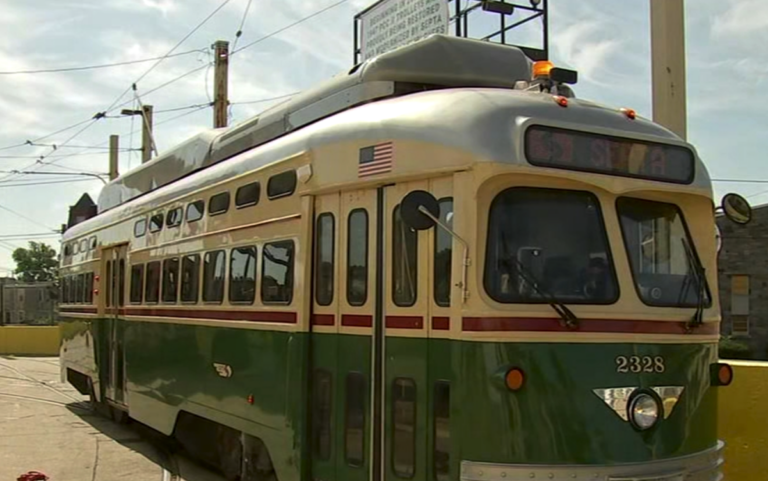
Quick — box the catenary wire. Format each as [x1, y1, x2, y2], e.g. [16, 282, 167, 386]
[0, 49, 205, 75]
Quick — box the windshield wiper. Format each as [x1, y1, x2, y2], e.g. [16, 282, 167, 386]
[680, 238, 706, 330]
[504, 257, 579, 330]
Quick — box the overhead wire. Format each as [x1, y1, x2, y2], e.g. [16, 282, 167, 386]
[231, 0, 255, 53]
[0, 178, 97, 189]
[0, 204, 57, 232]
[0, 49, 206, 75]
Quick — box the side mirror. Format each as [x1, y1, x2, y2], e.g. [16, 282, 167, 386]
[400, 190, 439, 231]
[721, 193, 751, 225]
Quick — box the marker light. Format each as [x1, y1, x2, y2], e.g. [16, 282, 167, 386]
[628, 392, 660, 430]
[711, 363, 733, 386]
[553, 95, 569, 107]
[621, 108, 637, 120]
[505, 368, 525, 391]
[94, 275, 100, 282]
[533, 60, 555, 79]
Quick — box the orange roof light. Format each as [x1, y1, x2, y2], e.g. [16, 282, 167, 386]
[621, 107, 637, 120]
[505, 367, 526, 391]
[553, 95, 569, 107]
[533, 60, 555, 79]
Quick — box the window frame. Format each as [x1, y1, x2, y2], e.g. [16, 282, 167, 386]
[144, 261, 161, 304]
[615, 196, 711, 308]
[392, 205, 418, 307]
[235, 181, 261, 209]
[347, 209, 369, 307]
[180, 254, 201, 304]
[166, 207, 183, 228]
[483, 187, 620, 305]
[209, 192, 231, 216]
[162, 257, 180, 304]
[149, 213, 164, 233]
[202, 250, 226, 304]
[433, 198, 453, 308]
[315, 213, 335, 306]
[130, 264, 145, 304]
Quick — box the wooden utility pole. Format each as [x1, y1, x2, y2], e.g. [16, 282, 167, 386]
[0, 278, 5, 327]
[141, 105, 154, 163]
[213, 40, 230, 129]
[109, 135, 119, 180]
[650, 0, 687, 140]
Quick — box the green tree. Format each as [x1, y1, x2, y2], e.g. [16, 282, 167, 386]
[12, 242, 58, 282]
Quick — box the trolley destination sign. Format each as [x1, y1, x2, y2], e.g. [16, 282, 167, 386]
[524, 125, 696, 184]
[359, 0, 449, 61]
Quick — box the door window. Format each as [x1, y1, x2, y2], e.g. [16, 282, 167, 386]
[347, 209, 368, 306]
[393, 206, 418, 307]
[315, 214, 335, 306]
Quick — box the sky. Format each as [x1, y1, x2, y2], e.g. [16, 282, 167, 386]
[0, 0, 765, 275]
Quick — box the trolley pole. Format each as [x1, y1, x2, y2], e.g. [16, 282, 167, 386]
[213, 40, 230, 129]
[650, 0, 687, 140]
[141, 105, 154, 164]
[109, 134, 119, 180]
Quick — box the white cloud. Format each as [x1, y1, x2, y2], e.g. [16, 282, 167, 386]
[712, 0, 768, 39]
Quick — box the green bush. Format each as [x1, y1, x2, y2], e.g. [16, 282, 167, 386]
[719, 336, 752, 360]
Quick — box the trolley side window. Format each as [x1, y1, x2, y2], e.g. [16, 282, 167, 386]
[203, 250, 226, 303]
[134, 218, 147, 238]
[180, 255, 200, 303]
[130, 264, 144, 304]
[392, 378, 417, 478]
[230, 246, 257, 304]
[149, 213, 164, 233]
[484, 188, 618, 304]
[347, 209, 368, 306]
[267, 170, 297, 199]
[166, 207, 183, 228]
[105, 261, 112, 307]
[433, 382, 451, 481]
[315, 213, 335, 306]
[77, 274, 85, 303]
[145, 261, 161, 304]
[235, 181, 261, 208]
[162, 257, 180, 304]
[262, 240, 294, 304]
[186, 200, 205, 223]
[118, 259, 125, 306]
[434, 198, 453, 307]
[312, 369, 333, 460]
[86, 272, 94, 304]
[393, 205, 418, 307]
[345, 372, 366, 467]
[209, 192, 230, 216]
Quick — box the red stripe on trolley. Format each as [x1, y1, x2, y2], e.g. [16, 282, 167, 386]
[312, 314, 335, 326]
[122, 308, 297, 324]
[462, 317, 719, 335]
[386, 316, 423, 329]
[341, 315, 373, 327]
[432, 317, 450, 330]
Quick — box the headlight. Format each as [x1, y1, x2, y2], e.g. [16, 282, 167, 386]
[628, 392, 660, 430]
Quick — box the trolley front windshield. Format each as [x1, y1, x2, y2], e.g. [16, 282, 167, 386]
[484, 188, 618, 304]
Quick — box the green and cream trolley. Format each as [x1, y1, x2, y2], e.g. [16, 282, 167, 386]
[58, 35, 747, 481]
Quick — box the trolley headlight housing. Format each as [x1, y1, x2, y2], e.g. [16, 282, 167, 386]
[628, 391, 661, 431]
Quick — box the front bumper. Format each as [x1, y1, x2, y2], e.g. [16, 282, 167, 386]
[461, 441, 723, 481]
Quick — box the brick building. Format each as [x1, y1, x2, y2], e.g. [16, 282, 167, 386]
[0, 278, 57, 325]
[717, 204, 768, 359]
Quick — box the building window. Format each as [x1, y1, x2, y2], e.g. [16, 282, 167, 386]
[267, 170, 297, 199]
[262, 240, 294, 304]
[235, 181, 261, 208]
[345, 372, 366, 467]
[434, 198, 453, 307]
[186, 200, 205, 223]
[229, 246, 257, 304]
[393, 205, 418, 307]
[312, 369, 333, 460]
[130, 265, 144, 304]
[392, 378, 416, 478]
[162, 258, 180, 303]
[315, 214, 334, 306]
[347, 209, 368, 306]
[180, 255, 200, 303]
[209, 192, 230, 216]
[166, 207, 183, 227]
[134, 218, 147, 238]
[203, 250, 226, 303]
[731, 275, 750, 335]
[145, 261, 161, 303]
[433, 382, 451, 481]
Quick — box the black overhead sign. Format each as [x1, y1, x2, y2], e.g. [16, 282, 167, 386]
[524, 126, 695, 184]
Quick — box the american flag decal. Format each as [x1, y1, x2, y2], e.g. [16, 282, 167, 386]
[358, 142, 393, 177]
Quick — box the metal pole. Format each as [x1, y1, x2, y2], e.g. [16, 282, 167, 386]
[650, 0, 687, 139]
[109, 135, 119, 181]
[212, 40, 230, 129]
[141, 105, 154, 163]
[0, 278, 5, 327]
